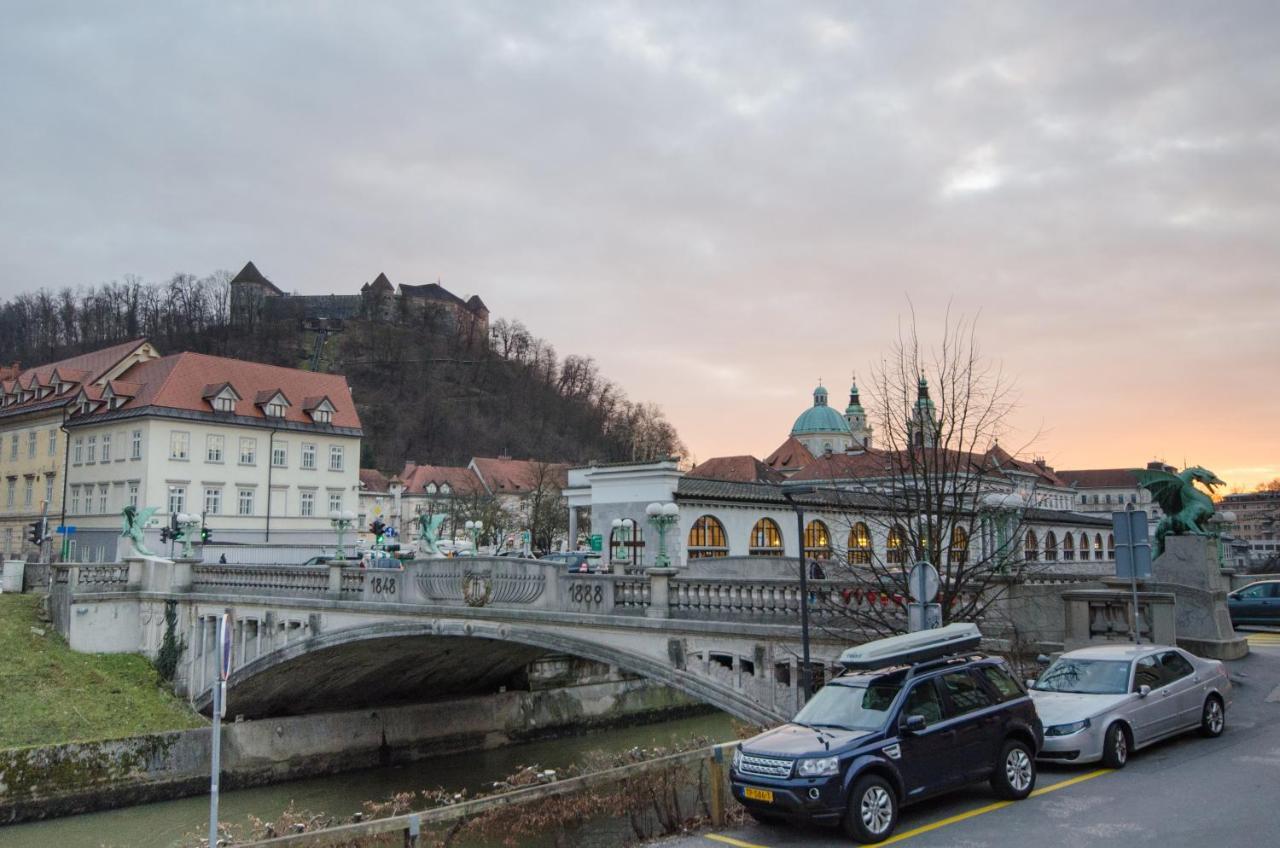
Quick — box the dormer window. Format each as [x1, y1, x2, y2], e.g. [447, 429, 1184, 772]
[266, 401, 286, 418]
[312, 408, 331, 423]
[215, 396, 234, 412]
[426, 483, 438, 494]
[202, 383, 241, 414]
[303, 395, 336, 424]
[440, 483, 451, 495]
[255, 389, 291, 419]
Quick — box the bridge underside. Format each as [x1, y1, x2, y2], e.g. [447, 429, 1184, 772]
[224, 635, 550, 718]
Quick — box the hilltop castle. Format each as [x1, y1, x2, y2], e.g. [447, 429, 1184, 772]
[229, 261, 489, 340]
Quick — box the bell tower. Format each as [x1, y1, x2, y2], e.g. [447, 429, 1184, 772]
[844, 375, 873, 449]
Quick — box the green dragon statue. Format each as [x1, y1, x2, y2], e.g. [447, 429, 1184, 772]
[416, 512, 447, 557]
[1135, 465, 1226, 556]
[120, 504, 160, 557]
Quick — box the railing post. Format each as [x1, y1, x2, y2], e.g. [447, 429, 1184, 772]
[709, 745, 727, 827]
[327, 561, 343, 599]
[645, 567, 676, 619]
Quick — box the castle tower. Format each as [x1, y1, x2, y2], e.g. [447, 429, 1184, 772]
[844, 376, 873, 449]
[907, 375, 939, 448]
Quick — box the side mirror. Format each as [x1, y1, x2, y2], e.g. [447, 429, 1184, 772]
[1025, 679, 1037, 689]
[1138, 685, 1151, 698]
[900, 714, 927, 734]
[1036, 654, 1051, 666]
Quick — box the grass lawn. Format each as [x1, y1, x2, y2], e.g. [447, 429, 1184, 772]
[0, 593, 205, 749]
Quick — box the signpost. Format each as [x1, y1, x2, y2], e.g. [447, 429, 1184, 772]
[907, 561, 943, 632]
[210, 613, 232, 846]
[1112, 509, 1152, 644]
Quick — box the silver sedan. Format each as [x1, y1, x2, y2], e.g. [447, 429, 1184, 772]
[1028, 644, 1231, 768]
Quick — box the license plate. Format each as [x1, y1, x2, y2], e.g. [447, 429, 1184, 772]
[743, 787, 774, 803]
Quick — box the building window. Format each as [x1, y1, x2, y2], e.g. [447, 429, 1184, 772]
[749, 517, 783, 556]
[239, 437, 256, 465]
[5, 479, 14, 508]
[206, 435, 224, 463]
[886, 525, 906, 565]
[1107, 533, 1116, 559]
[1025, 530, 1039, 561]
[1080, 532, 1091, 560]
[272, 441, 287, 468]
[131, 429, 142, 460]
[169, 431, 190, 461]
[1095, 533, 1105, 560]
[214, 395, 235, 413]
[1062, 533, 1075, 561]
[205, 487, 222, 515]
[300, 491, 315, 517]
[44, 475, 54, 506]
[440, 483, 451, 495]
[97, 483, 108, 514]
[69, 485, 80, 514]
[47, 428, 57, 456]
[328, 445, 344, 472]
[265, 401, 286, 418]
[8, 434, 16, 461]
[23, 478, 33, 508]
[101, 433, 112, 462]
[804, 519, 832, 560]
[168, 486, 186, 514]
[72, 436, 83, 464]
[425, 483, 438, 495]
[688, 515, 728, 558]
[301, 443, 317, 470]
[127, 482, 139, 508]
[26, 430, 36, 459]
[949, 526, 969, 566]
[327, 491, 343, 513]
[1044, 531, 1058, 562]
[847, 522, 872, 564]
[86, 435, 96, 463]
[238, 489, 254, 516]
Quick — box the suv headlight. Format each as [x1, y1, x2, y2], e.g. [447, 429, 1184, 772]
[1046, 718, 1091, 737]
[796, 756, 840, 777]
[731, 748, 743, 772]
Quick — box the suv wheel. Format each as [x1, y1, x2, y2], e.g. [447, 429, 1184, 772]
[990, 738, 1036, 800]
[842, 774, 898, 844]
[1101, 723, 1129, 769]
[1200, 695, 1225, 737]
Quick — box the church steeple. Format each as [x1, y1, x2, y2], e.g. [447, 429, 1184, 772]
[908, 375, 939, 448]
[844, 374, 872, 449]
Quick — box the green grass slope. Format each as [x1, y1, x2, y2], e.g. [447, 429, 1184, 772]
[0, 594, 204, 749]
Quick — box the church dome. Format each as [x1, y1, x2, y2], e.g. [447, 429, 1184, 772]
[792, 384, 853, 436]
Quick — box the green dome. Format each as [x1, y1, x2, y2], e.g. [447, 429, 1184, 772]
[792, 405, 853, 435]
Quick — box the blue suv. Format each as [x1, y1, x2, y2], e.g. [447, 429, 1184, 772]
[730, 625, 1043, 843]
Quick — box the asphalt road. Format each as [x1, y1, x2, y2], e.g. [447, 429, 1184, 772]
[663, 632, 1280, 848]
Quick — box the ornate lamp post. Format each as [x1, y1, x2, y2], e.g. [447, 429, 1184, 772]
[329, 509, 356, 560]
[645, 502, 679, 568]
[610, 517, 635, 565]
[174, 513, 202, 560]
[464, 519, 484, 556]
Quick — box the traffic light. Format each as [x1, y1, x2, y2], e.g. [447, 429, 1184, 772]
[160, 513, 179, 544]
[201, 523, 213, 544]
[27, 519, 46, 546]
[370, 519, 386, 546]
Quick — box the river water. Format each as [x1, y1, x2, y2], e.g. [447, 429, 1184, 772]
[0, 711, 736, 848]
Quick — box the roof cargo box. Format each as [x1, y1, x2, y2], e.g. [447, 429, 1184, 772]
[838, 623, 982, 671]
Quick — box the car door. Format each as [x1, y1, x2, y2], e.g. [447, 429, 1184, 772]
[893, 678, 962, 801]
[1262, 583, 1280, 623]
[1128, 653, 1178, 744]
[1157, 650, 1202, 731]
[937, 670, 1002, 779]
[1229, 584, 1268, 624]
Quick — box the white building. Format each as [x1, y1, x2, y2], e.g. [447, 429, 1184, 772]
[63, 352, 362, 560]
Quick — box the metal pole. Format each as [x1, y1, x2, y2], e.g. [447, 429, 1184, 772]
[793, 503, 811, 699]
[209, 679, 221, 846]
[1126, 506, 1141, 645]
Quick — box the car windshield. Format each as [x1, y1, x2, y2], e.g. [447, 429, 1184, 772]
[792, 682, 901, 731]
[1033, 658, 1131, 695]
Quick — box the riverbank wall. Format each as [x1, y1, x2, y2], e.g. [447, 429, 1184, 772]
[0, 676, 708, 824]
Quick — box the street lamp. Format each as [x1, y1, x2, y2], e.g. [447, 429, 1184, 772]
[464, 519, 484, 556]
[610, 517, 635, 565]
[645, 502, 679, 568]
[781, 485, 816, 700]
[329, 509, 356, 560]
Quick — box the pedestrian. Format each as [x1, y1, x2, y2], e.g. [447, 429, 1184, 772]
[219, 553, 227, 564]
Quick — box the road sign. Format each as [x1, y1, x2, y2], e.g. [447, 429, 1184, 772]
[589, 534, 603, 552]
[55, 526, 77, 535]
[908, 561, 941, 604]
[1113, 510, 1151, 579]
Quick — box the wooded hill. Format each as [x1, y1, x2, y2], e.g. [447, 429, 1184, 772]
[0, 272, 684, 470]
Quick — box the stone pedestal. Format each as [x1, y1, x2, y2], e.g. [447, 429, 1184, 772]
[1063, 589, 1177, 651]
[1, 560, 25, 593]
[646, 567, 677, 619]
[1145, 535, 1248, 660]
[130, 556, 193, 594]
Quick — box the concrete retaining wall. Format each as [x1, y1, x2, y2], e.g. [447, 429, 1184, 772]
[0, 677, 705, 824]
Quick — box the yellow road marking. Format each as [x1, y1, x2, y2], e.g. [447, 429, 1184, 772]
[708, 770, 1112, 848]
[1247, 634, 1280, 644]
[706, 834, 771, 848]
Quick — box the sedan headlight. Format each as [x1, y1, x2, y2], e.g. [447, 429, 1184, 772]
[796, 756, 840, 777]
[731, 748, 743, 772]
[1045, 718, 1091, 737]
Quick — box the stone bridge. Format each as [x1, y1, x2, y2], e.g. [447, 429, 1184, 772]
[48, 556, 1097, 726]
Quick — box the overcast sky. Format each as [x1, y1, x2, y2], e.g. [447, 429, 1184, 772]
[3, 2, 1277, 488]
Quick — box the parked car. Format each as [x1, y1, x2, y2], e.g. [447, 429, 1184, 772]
[540, 552, 604, 573]
[1227, 580, 1280, 625]
[1029, 644, 1230, 768]
[301, 555, 330, 565]
[730, 624, 1042, 844]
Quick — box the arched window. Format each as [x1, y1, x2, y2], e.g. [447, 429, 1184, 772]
[1107, 533, 1115, 560]
[949, 526, 969, 566]
[749, 518, 783, 556]
[610, 523, 644, 566]
[886, 526, 906, 565]
[1063, 533, 1075, 561]
[804, 519, 832, 560]
[1025, 530, 1039, 561]
[847, 522, 872, 565]
[1094, 533, 1104, 560]
[688, 515, 728, 558]
[1080, 532, 1090, 560]
[1044, 531, 1058, 562]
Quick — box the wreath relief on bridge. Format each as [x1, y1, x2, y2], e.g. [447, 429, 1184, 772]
[463, 572, 493, 607]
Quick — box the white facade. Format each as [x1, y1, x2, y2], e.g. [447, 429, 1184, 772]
[64, 416, 359, 560]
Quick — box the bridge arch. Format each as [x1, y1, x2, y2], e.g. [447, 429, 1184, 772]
[194, 618, 787, 726]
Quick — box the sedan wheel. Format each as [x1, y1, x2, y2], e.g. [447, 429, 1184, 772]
[1101, 723, 1128, 769]
[1200, 696, 1225, 737]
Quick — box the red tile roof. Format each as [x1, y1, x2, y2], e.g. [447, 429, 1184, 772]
[73, 352, 361, 430]
[398, 462, 485, 496]
[359, 469, 391, 493]
[792, 445, 1070, 488]
[1056, 468, 1141, 488]
[470, 457, 570, 494]
[1, 339, 152, 416]
[764, 437, 815, 471]
[688, 455, 785, 484]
